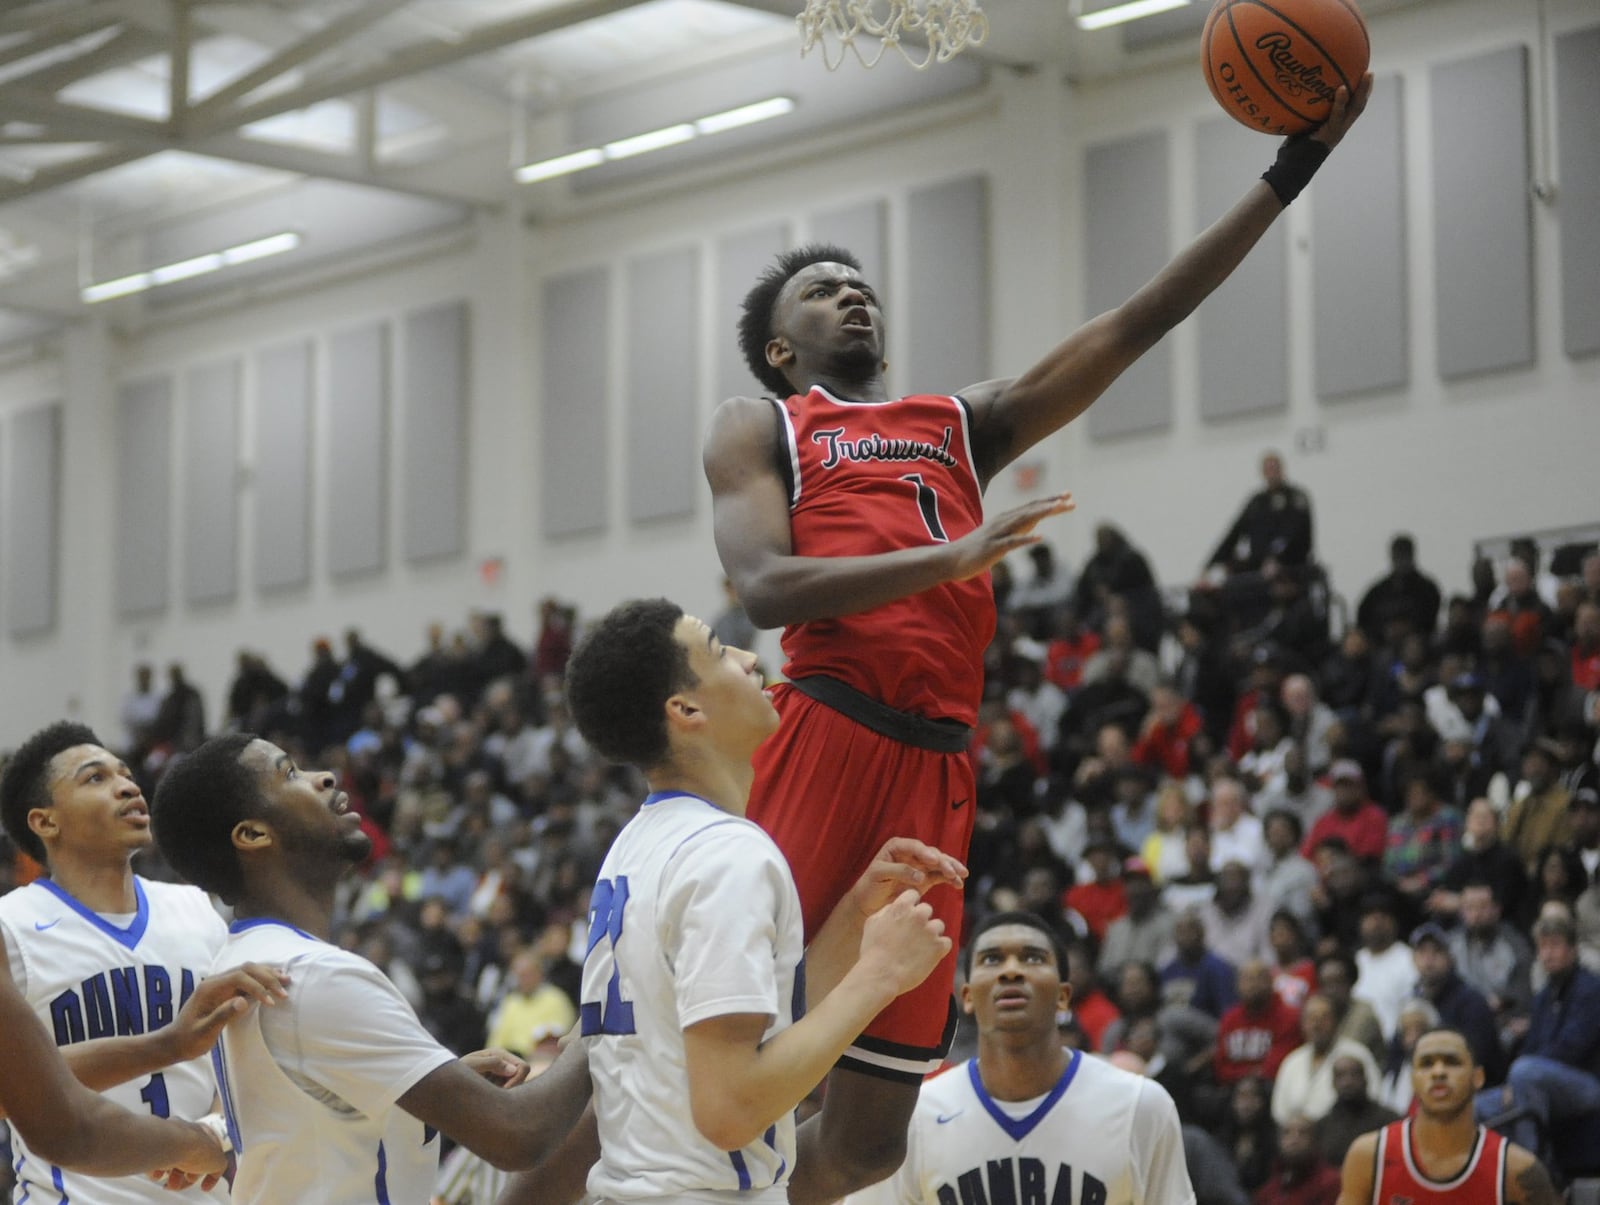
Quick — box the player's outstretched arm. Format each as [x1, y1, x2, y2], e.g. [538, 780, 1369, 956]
[0, 961, 228, 1179]
[683, 890, 949, 1151]
[805, 838, 966, 1008]
[706, 396, 1072, 628]
[397, 1032, 592, 1171]
[0, 962, 288, 1123]
[961, 75, 1373, 484]
[1336, 1131, 1379, 1205]
[1505, 1143, 1560, 1205]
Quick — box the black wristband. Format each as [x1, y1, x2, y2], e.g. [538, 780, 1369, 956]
[1261, 135, 1332, 207]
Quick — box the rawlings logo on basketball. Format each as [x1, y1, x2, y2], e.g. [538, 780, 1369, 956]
[1254, 31, 1338, 104]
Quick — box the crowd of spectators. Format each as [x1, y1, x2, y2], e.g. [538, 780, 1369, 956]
[5, 453, 1600, 1203]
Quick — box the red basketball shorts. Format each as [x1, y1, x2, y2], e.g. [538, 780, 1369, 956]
[747, 683, 975, 1083]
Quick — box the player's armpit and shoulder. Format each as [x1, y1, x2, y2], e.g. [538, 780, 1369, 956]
[705, 395, 785, 494]
[1504, 1142, 1559, 1205]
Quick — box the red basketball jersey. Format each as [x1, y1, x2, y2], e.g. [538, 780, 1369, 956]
[773, 386, 993, 726]
[1372, 1118, 1507, 1205]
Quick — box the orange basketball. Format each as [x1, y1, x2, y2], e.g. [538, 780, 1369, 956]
[1202, 0, 1370, 136]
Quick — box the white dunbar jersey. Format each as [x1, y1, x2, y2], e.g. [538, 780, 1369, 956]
[0, 877, 229, 1205]
[210, 918, 456, 1205]
[845, 1051, 1197, 1205]
[583, 791, 805, 1204]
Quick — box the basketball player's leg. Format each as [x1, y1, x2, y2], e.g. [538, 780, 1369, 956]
[772, 733, 973, 1201]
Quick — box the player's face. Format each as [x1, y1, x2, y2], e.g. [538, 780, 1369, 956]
[1411, 1032, 1481, 1120]
[770, 262, 884, 377]
[38, 744, 151, 858]
[240, 738, 370, 866]
[672, 615, 779, 758]
[962, 924, 1069, 1039]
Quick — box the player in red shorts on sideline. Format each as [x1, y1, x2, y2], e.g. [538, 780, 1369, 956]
[705, 78, 1373, 1203]
[1340, 1028, 1555, 1205]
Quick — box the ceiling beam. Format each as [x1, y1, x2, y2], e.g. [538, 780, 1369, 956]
[0, 2, 128, 37]
[0, 26, 165, 96]
[186, 0, 414, 123]
[169, 0, 190, 138]
[0, 88, 169, 143]
[0, 144, 146, 206]
[191, 0, 644, 137]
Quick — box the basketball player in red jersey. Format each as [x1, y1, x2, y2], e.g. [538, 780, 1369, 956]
[1339, 1028, 1556, 1205]
[707, 76, 1374, 1204]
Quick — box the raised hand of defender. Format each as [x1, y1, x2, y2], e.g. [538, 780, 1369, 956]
[462, 1047, 532, 1087]
[166, 963, 291, 1061]
[858, 889, 952, 998]
[948, 494, 1075, 581]
[1309, 72, 1374, 149]
[848, 837, 967, 919]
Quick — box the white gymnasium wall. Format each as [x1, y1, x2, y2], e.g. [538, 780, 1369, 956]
[0, 0, 1594, 746]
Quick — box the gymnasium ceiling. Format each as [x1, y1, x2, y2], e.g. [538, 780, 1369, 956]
[0, 0, 1438, 344]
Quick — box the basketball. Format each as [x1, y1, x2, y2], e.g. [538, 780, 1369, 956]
[1203, 0, 1370, 136]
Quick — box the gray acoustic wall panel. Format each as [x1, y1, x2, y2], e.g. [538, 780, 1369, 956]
[1556, 26, 1600, 359]
[809, 199, 887, 300]
[403, 300, 469, 562]
[906, 175, 990, 398]
[540, 267, 610, 538]
[5, 402, 60, 636]
[326, 321, 390, 577]
[1313, 74, 1408, 399]
[1195, 117, 1288, 420]
[1084, 132, 1173, 439]
[1432, 46, 1534, 379]
[716, 223, 789, 402]
[626, 246, 701, 523]
[183, 358, 241, 606]
[116, 376, 173, 617]
[254, 339, 313, 592]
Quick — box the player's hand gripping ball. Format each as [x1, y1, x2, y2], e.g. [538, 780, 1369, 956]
[1203, 0, 1370, 135]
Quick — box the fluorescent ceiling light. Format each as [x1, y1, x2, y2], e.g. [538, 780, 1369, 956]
[603, 123, 695, 160]
[1075, 0, 1190, 31]
[82, 231, 300, 304]
[695, 96, 796, 135]
[514, 148, 605, 184]
[516, 96, 795, 184]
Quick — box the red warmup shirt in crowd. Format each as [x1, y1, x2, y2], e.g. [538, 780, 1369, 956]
[1574, 646, 1600, 692]
[1064, 878, 1128, 944]
[1228, 688, 1264, 762]
[1253, 1161, 1342, 1205]
[1303, 800, 1390, 862]
[1132, 703, 1204, 780]
[1070, 987, 1120, 1050]
[1274, 960, 1317, 1010]
[1045, 631, 1101, 692]
[1215, 996, 1303, 1084]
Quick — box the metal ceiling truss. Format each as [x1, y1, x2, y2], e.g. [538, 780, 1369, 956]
[0, 0, 651, 210]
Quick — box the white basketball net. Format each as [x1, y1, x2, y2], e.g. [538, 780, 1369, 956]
[796, 0, 989, 70]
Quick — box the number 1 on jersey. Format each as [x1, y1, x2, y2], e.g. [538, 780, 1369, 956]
[902, 473, 949, 543]
[581, 876, 637, 1036]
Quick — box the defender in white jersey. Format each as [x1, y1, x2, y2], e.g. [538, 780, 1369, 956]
[0, 722, 289, 1203]
[847, 911, 1196, 1205]
[501, 599, 962, 1205]
[151, 733, 595, 1205]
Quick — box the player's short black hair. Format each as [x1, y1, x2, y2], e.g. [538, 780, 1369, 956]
[964, 909, 1069, 978]
[151, 733, 261, 905]
[738, 243, 862, 398]
[0, 721, 103, 865]
[1413, 1026, 1476, 1066]
[564, 599, 697, 770]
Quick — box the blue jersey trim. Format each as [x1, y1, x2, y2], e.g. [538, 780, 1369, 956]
[227, 916, 319, 942]
[641, 790, 716, 809]
[32, 877, 149, 951]
[728, 1150, 752, 1191]
[51, 1163, 68, 1202]
[375, 1140, 391, 1204]
[967, 1049, 1081, 1142]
